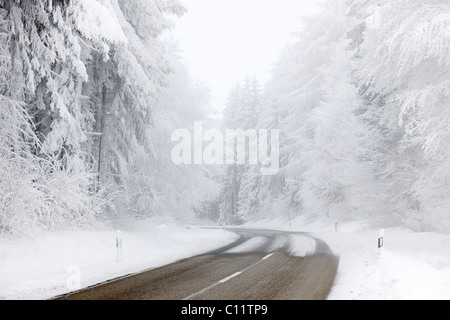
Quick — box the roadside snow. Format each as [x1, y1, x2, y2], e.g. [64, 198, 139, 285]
[286, 234, 316, 257]
[247, 217, 450, 300]
[225, 236, 266, 253]
[0, 220, 238, 300]
[322, 227, 450, 300]
[1, 216, 450, 300]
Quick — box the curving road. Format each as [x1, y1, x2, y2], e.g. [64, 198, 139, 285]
[52, 228, 339, 300]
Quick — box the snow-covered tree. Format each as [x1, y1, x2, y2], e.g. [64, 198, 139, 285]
[218, 77, 263, 224]
[236, 1, 385, 225]
[122, 40, 219, 221]
[348, 0, 450, 232]
[0, 0, 212, 233]
[0, 0, 108, 234]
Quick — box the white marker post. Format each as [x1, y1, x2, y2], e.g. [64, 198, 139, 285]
[378, 229, 384, 256]
[116, 230, 123, 263]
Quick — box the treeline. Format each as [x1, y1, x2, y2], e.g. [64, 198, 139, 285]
[214, 0, 450, 233]
[0, 0, 216, 234]
[3, 0, 450, 235]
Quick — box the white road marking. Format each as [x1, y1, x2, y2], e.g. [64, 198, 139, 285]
[219, 272, 242, 283]
[262, 253, 274, 260]
[183, 252, 274, 300]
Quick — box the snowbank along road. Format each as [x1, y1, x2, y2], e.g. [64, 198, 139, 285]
[52, 228, 340, 300]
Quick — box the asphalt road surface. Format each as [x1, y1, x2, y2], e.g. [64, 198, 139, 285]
[52, 228, 339, 300]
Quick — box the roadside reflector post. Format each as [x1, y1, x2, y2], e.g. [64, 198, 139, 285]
[378, 229, 384, 256]
[335, 222, 339, 232]
[116, 230, 123, 263]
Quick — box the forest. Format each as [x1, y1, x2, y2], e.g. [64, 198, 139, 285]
[1, 0, 450, 236]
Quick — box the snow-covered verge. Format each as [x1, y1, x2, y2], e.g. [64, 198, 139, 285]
[0, 220, 238, 300]
[247, 217, 450, 300]
[2, 216, 450, 300]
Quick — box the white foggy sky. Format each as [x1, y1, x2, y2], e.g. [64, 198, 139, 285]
[168, 0, 321, 114]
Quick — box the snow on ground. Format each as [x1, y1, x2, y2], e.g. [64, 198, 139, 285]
[247, 217, 450, 300]
[0, 219, 238, 300]
[1, 216, 450, 300]
[225, 236, 266, 253]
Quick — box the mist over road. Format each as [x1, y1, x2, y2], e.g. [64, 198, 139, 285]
[53, 228, 339, 300]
